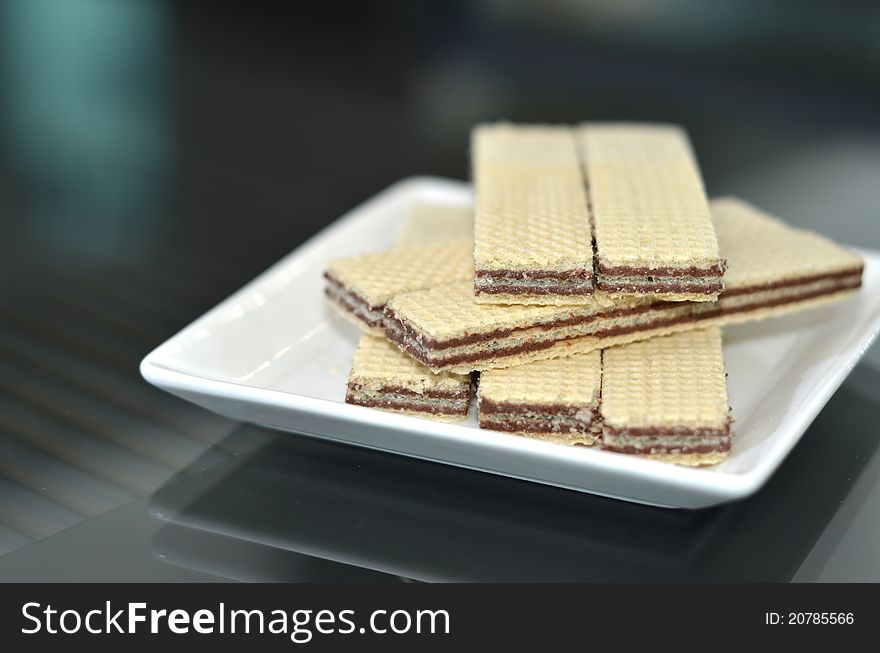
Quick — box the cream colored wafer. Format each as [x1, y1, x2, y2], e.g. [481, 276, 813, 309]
[345, 335, 472, 421]
[383, 197, 862, 374]
[397, 202, 474, 246]
[712, 196, 863, 287]
[473, 124, 595, 304]
[325, 239, 473, 333]
[577, 123, 723, 301]
[601, 328, 729, 431]
[478, 351, 601, 445]
[341, 215, 476, 417]
[600, 328, 732, 466]
[479, 350, 601, 406]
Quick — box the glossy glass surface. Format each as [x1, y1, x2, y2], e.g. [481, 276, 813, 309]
[1, 0, 879, 581]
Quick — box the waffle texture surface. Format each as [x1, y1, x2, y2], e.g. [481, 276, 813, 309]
[578, 123, 720, 269]
[349, 335, 470, 395]
[326, 239, 473, 307]
[388, 281, 624, 342]
[397, 202, 474, 246]
[473, 124, 593, 272]
[713, 197, 863, 289]
[601, 328, 729, 431]
[479, 351, 601, 405]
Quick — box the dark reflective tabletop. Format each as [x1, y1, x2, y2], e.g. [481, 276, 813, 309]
[1, 1, 879, 582]
[146, 377, 880, 582]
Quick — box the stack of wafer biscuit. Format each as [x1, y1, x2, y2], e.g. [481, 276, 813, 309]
[326, 122, 864, 467]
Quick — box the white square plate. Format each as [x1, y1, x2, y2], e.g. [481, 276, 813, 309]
[141, 177, 880, 509]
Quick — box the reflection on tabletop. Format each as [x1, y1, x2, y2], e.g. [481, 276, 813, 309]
[150, 374, 880, 582]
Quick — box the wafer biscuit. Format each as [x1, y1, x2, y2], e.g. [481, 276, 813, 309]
[325, 239, 473, 334]
[478, 351, 601, 445]
[397, 202, 474, 246]
[345, 335, 473, 421]
[600, 328, 732, 465]
[577, 123, 724, 301]
[473, 124, 595, 304]
[384, 198, 862, 373]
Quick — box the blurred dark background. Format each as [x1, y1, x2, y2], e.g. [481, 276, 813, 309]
[4, 1, 880, 270]
[1, 0, 879, 577]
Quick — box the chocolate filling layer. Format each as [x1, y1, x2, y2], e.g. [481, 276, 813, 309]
[384, 300, 673, 351]
[603, 420, 732, 439]
[478, 400, 598, 433]
[385, 318, 562, 367]
[399, 270, 863, 349]
[324, 287, 384, 328]
[720, 266, 864, 298]
[384, 299, 680, 365]
[601, 442, 731, 455]
[349, 383, 471, 401]
[476, 268, 593, 281]
[345, 391, 469, 416]
[480, 419, 598, 436]
[478, 400, 586, 415]
[385, 274, 861, 368]
[595, 279, 723, 294]
[475, 283, 595, 296]
[475, 268, 594, 296]
[324, 273, 386, 328]
[596, 260, 727, 277]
